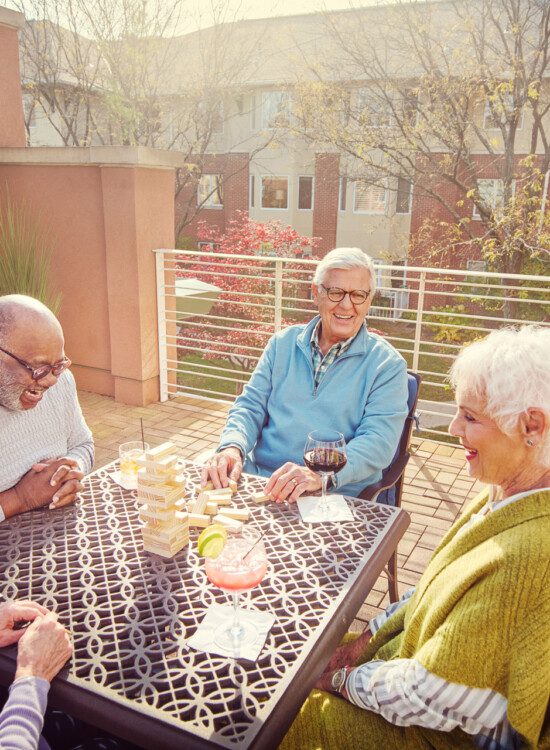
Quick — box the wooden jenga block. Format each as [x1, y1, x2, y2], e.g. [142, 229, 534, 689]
[252, 491, 271, 504]
[142, 537, 188, 558]
[146, 442, 176, 461]
[140, 504, 178, 523]
[219, 506, 250, 522]
[204, 501, 219, 515]
[228, 479, 238, 493]
[213, 513, 243, 529]
[192, 492, 209, 515]
[200, 481, 214, 491]
[188, 513, 211, 528]
[203, 488, 233, 500]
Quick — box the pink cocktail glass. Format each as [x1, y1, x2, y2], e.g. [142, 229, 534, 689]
[205, 526, 267, 650]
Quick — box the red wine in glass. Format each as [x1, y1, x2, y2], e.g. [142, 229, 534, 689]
[303, 430, 347, 517]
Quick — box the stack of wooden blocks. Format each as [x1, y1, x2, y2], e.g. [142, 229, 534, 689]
[136, 442, 189, 558]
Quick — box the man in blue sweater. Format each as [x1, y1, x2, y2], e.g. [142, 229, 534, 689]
[202, 247, 409, 502]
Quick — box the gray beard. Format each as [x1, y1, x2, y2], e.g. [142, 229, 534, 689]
[0, 377, 25, 411]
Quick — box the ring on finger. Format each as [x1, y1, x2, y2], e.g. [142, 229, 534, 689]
[290, 478, 298, 485]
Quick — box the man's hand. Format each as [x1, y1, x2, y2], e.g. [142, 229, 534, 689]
[14, 612, 73, 683]
[265, 462, 321, 504]
[8, 458, 83, 517]
[202, 447, 243, 489]
[0, 600, 49, 648]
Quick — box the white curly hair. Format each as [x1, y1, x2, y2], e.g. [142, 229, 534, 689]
[449, 325, 550, 465]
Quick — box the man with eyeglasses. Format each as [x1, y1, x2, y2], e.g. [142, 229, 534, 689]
[203, 247, 408, 501]
[0, 295, 94, 522]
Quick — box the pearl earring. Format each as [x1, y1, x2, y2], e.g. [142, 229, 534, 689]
[526, 439, 534, 447]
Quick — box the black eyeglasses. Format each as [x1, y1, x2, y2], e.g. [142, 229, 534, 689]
[0, 345, 71, 381]
[320, 285, 371, 304]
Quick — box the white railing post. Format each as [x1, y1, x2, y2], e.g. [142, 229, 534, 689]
[155, 250, 169, 402]
[412, 270, 426, 373]
[274, 260, 283, 333]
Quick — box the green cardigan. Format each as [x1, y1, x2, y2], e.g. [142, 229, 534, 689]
[280, 489, 550, 749]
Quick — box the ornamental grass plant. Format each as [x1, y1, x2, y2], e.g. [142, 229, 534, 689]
[0, 198, 60, 314]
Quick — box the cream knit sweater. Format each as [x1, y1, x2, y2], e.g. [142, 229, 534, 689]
[0, 370, 94, 494]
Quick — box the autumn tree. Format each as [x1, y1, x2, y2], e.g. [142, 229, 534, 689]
[292, 0, 550, 287]
[177, 212, 320, 393]
[14, 0, 274, 231]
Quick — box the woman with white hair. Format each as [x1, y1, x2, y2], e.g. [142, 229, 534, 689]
[280, 325, 550, 749]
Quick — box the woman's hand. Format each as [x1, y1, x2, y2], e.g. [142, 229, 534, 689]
[324, 628, 372, 673]
[15, 612, 73, 683]
[0, 600, 49, 648]
[265, 462, 321, 503]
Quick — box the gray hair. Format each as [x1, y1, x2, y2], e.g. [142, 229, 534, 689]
[313, 247, 377, 294]
[449, 325, 550, 465]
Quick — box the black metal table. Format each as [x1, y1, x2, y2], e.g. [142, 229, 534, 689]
[0, 461, 409, 749]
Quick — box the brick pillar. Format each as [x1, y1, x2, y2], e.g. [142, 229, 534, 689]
[223, 152, 249, 222]
[313, 153, 340, 255]
[0, 7, 26, 147]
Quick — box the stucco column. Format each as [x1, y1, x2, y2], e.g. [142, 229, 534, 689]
[0, 7, 26, 147]
[101, 164, 176, 405]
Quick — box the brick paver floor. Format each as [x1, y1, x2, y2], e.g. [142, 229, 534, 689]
[79, 390, 483, 631]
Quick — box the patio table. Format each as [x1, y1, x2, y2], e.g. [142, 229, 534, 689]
[0, 460, 409, 749]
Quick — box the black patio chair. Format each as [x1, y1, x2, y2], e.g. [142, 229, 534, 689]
[358, 370, 422, 603]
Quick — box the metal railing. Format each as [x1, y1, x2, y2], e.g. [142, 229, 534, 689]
[155, 248, 550, 445]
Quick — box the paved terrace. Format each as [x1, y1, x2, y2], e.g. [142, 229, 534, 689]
[80, 390, 483, 630]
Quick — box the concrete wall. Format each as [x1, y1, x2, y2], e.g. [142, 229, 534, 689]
[0, 147, 181, 405]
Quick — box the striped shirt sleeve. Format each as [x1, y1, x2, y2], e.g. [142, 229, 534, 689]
[345, 658, 518, 749]
[369, 587, 415, 634]
[0, 676, 50, 750]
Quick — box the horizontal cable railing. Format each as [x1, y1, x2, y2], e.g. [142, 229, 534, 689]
[155, 249, 550, 446]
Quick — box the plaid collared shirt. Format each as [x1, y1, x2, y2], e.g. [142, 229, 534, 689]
[310, 321, 356, 389]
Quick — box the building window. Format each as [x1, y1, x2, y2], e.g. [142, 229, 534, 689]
[396, 177, 412, 214]
[261, 176, 288, 209]
[249, 175, 255, 208]
[298, 176, 314, 210]
[198, 99, 224, 135]
[356, 89, 392, 128]
[198, 174, 223, 208]
[483, 96, 523, 131]
[473, 178, 504, 219]
[339, 177, 347, 211]
[261, 91, 290, 129]
[353, 181, 387, 214]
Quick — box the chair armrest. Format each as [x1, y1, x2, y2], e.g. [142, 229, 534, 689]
[357, 451, 410, 501]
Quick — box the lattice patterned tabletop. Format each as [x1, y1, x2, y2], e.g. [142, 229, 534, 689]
[0, 461, 409, 750]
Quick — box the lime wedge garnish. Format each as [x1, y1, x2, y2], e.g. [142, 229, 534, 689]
[197, 524, 227, 558]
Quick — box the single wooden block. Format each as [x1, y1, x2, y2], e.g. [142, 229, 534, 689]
[219, 506, 250, 521]
[188, 513, 211, 528]
[146, 442, 176, 461]
[192, 492, 209, 515]
[228, 479, 238, 493]
[213, 513, 243, 529]
[200, 481, 214, 492]
[252, 491, 271, 504]
[204, 501, 219, 516]
[204, 488, 234, 499]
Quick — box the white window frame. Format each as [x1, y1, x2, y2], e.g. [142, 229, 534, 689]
[259, 90, 291, 130]
[472, 178, 515, 219]
[353, 180, 387, 215]
[197, 174, 223, 209]
[356, 89, 393, 128]
[483, 97, 524, 131]
[261, 175, 290, 210]
[297, 176, 314, 211]
[395, 176, 413, 214]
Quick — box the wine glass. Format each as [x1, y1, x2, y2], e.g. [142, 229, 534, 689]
[204, 526, 267, 650]
[303, 429, 347, 518]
